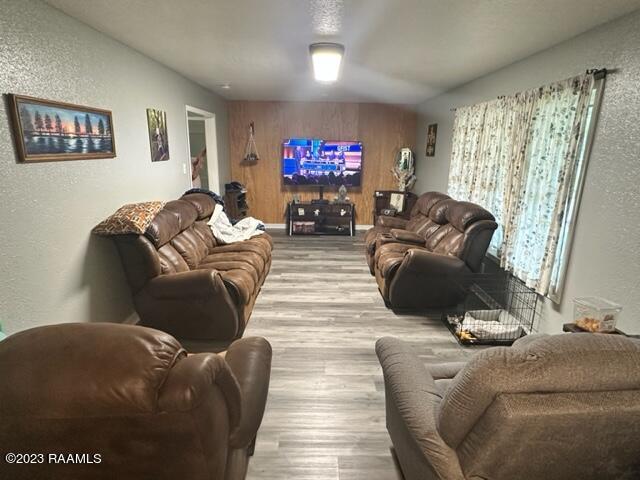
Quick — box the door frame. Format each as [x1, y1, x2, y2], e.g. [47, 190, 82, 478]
[185, 105, 220, 193]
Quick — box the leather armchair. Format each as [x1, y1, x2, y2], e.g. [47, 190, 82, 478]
[376, 334, 640, 480]
[0, 323, 272, 480]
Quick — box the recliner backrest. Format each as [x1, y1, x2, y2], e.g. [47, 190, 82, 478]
[437, 334, 640, 479]
[426, 200, 497, 271]
[0, 323, 242, 480]
[406, 192, 451, 233]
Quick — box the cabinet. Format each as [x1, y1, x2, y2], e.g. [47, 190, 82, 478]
[287, 202, 355, 236]
[372, 190, 417, 224]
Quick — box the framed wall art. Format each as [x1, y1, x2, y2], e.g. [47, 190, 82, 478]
[426, 123, 437, 157]
[8, 94, 116, 162]
[146, 108, 170, 162]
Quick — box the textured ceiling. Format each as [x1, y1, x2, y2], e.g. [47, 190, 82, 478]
[45, 0, 640, 104]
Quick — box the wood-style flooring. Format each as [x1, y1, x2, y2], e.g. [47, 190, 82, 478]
[243, 230, 477, 480]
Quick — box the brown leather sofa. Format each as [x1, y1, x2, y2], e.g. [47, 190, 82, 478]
[112, 193, 272, 341]
[0, 323, 272, 480]
[365, 192, 497, 309]
[376, 333, 640, 480]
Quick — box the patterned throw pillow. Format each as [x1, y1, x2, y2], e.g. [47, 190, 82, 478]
[92, 201, 166, 236]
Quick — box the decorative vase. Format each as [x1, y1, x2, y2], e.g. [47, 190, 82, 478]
[338, 184, 347, 202]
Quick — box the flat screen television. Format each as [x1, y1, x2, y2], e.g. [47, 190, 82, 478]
[282, 138, 363, 187]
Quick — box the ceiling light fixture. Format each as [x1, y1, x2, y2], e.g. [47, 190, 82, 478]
[309, 43, 344, 83]
[219, 83, 231, 90]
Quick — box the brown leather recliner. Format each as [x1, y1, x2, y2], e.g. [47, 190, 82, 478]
[0, 323, 272, 480]
[111, 193, 272, 341]
[366, 193, 497, 309]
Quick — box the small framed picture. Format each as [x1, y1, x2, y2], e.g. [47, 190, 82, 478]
[147, 108, 170, 162]
[426, 123, 437, 157]
[8, 94, 116, 162]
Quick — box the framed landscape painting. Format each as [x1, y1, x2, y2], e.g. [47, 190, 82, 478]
[8, 94, 116, 162]
[426, 123, 437, 157]
[146, 108, 170, 162]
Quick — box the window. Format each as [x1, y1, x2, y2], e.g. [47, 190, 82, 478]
[448, 72, 604, 301]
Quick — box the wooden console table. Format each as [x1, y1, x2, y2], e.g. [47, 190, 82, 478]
[287, 202, 355, 236]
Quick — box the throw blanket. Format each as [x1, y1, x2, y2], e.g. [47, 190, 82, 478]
[92, 201, 166, 236]
[208, 203, 264, 244]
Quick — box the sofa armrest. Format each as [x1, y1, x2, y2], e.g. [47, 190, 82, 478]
[223, 337, 273, 448]
[377, 215, 408, 229]
[146, 270, 225, 300]
[158, 353, 241, 428]
[376, 337, 464, 480]
[403, 249, 468, 275]
[390, 229, 425, 245]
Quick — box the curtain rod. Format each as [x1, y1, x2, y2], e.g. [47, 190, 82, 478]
[449, 68, 610, 111]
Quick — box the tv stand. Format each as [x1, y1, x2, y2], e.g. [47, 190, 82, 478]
[287, 201, 355, 236]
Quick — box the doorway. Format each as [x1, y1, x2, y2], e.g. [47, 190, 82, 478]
[185, 106, 220, 193]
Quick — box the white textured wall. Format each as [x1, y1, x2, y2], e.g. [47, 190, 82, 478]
[415, 11, 640, 333]
[0, 0, 229, 333]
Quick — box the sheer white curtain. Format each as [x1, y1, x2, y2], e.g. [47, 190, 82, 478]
[448, 73, 598, 300]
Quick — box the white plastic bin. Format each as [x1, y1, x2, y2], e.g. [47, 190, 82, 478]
[573, 297, 622, 333]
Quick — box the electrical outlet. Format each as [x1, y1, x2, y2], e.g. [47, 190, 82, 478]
[182, 163, 187, 174]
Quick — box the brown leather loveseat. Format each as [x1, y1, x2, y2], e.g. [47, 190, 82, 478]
[0, 323, 272, 480]
[111, 193, 272, 341]
[365, 192, 497, 309]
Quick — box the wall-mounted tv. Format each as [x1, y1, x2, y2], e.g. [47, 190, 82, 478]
[282, 138, 363, 187]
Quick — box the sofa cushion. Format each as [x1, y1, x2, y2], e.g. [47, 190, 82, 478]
[210, 241, 271, 264]
[181, 193, 216, 220]
[405, 215, 430, 235]
[146, 200, 199, 247]
[446, 201, 495, 233]
[192, 221, 218, 250]
[430, 227, 465, 257]
[158, 244, 190, 274]
[201, 251, 266, 274]
[429, 198, 454, 224]
[410, 191, 451, 217]
[170, 227, 210, 269]
[250, 234, 273, 251]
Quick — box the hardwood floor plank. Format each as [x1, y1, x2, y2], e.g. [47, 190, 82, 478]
[245, 231, 475, 479]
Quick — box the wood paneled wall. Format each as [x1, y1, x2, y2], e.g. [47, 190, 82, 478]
[228, 101, 417, 224]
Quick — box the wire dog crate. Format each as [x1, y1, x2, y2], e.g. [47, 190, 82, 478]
[441, 271, 540, 346]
